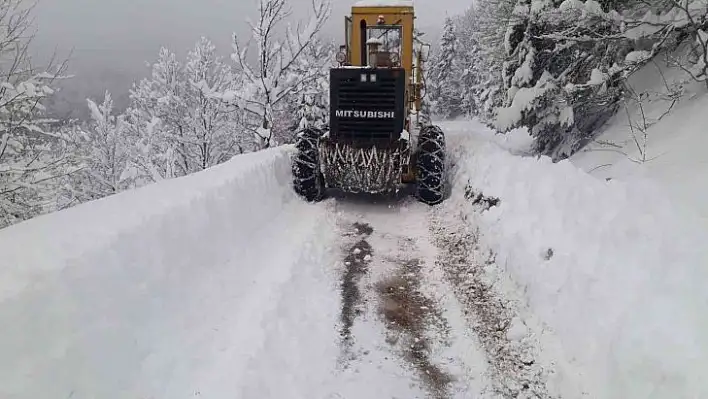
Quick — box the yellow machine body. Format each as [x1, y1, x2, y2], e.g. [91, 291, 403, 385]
[342, 2, 426, 182]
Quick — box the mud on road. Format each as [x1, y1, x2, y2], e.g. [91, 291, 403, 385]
[334, 213, 458, 398]
[338, 223, 374, 354]
[375, 258, 454, 399]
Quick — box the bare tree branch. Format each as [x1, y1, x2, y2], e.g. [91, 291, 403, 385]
[230, 0, 331, 148]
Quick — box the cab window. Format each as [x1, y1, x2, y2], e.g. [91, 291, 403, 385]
[367, 26, 402, 56]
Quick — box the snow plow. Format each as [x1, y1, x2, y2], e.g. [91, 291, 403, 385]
[292, 0, 446, 205]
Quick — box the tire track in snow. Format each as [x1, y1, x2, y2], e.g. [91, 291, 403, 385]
[338, 222, 373, 364]
[374, 257, 454, 398]
[430, 211, 558, 399]
[330, 194, 492, 398]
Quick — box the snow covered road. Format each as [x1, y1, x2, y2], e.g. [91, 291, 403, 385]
[0, 143, 498, 399]
[1, 121, 707, 398]
[326, 193, 493, 398]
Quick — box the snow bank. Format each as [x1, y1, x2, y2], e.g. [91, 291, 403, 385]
[441, 120, 708, 399]
[0, 147, 292, 300]
[571, 57, 708, 225]
[0, 146, 340, 398]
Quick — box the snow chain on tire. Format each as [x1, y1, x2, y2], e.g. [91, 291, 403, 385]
[292, 127, 325, 202]
[415, 125, 446, 205]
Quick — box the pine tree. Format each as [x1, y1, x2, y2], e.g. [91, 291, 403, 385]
[293, 39, 333, 131]
[427, 17, 463, 118]
[271, 37, 334, 143]
[295, 89, 328, 130]
[494, 0, 628, 160]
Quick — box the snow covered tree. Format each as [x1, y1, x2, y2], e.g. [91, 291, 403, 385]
[230, 0, 331, 148]
[474, 0, 519, 66]
[295, 40, 333, 130]
[0, 0, 71, 227]
[438, 0, 703, 159]
[62, 92, 132, 203]
[454, 8, 504, 120]
[273, 37, 334, 143]
[124, 47, 184, 183]
[182, 37, 248, 168]
[125, 38, 245, 184]
[425, 1, 515, 121]
[494, 0, 630, 160]
[427, 17, 464, 118]
[295, 88, 328, 128]
[624, 0, 708, 89]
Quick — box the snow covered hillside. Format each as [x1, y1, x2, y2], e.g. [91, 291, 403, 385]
[441, 120, 708, 398]
[572, 57, 708, 225]
[0, 115, 706, 398]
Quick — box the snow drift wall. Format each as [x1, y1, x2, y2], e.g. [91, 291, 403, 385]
[442, 121, 708, 399]
[0, 146, 338, 398]
[0, 146, 296, 299]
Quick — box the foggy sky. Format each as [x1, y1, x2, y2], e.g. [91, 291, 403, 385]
[31, 0, 469, 118]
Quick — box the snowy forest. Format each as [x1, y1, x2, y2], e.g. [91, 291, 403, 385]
[2, 0, 708, 228]
[426, 0, 708, 160]
[0, 0, 333, 228]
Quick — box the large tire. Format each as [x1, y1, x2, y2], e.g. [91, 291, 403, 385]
[415, 125, 446, 205]
[292, 127, 326, 202]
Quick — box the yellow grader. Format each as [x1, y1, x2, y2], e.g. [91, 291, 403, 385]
[292, 0, 446, 205]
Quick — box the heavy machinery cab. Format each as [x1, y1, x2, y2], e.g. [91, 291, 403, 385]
[343, 1, 414, 71]
[329, 1, 420, 147]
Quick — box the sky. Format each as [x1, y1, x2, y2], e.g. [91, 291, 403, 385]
[30, 0, 469, 118]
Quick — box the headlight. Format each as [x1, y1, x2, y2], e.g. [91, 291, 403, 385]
[336, 51, 347, 63]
